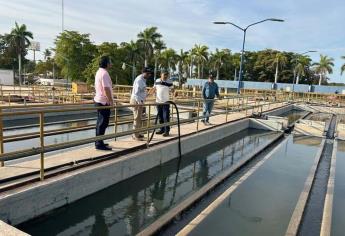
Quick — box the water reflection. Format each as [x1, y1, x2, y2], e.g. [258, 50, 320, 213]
[279, 109, 306, 124]
[19, 129, 279, 236]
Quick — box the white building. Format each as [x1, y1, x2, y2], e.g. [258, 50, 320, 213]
[36, 77, 67, 86]
[0, 69, 14, 85]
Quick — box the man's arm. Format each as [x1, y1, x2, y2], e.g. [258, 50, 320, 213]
[105, 87, 113, 106]
[215, 84, 220, 98]
[202, 84, 207, 99]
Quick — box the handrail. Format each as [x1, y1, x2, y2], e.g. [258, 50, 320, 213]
[0, 94, 284, 178]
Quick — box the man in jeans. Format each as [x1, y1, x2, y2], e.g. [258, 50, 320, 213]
[151, 70, 174, 137]
[202, 73, 220, 125]
[94, 56, 113, 150]
[130, 67, 152, 140]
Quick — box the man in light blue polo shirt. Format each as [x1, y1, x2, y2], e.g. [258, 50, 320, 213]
[202, 73, 220, 125]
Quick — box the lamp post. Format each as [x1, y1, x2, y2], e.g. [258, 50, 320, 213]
[214, 18, 284, 94]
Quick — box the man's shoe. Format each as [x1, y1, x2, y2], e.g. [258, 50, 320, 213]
[162, 132, 170, 137]
[96, 145, 112, 151]
[138, 134, 144, 138]
[156, 130, 164, 135]
[206, 121, 212, 125]
[132, 135, 144, 141]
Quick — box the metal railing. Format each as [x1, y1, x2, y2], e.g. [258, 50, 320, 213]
[0, 95, 285, 180]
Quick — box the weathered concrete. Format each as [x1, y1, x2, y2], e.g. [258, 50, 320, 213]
[264, 104, 295, 116]
[249, 118, 286, 131]
[294, 120, 326, 137]
[0, 119, 250, 226]
[0, 220, 30, 236]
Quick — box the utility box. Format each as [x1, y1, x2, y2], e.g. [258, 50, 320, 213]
[72, 82, 88, 93]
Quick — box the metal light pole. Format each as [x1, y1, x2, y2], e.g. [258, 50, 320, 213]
[62, 0, 64, 32]
[214, 18, 284, 94]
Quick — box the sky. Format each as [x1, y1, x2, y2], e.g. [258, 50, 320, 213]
[0, 0, 344, 82]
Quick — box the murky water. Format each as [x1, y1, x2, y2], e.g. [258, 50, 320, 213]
[188, 135, 322, 236]
[18, 129, 279, 236]
[331, 140, 345, 236]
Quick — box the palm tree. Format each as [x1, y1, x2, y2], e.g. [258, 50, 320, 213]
[210, 49, 231, 80]
[153, 39, 166, 79]
[176, 49, 189, 86]
[341, 56, 345, 75]
[159, 48, 178, 73]
[294, 55, 311, 84]
[313, 55, 334, 85]
[122, 40, 142, 83]
[191, 44, 208, 79]
[273, 52, 288, 84]
[43, 49, 52, 61]
[137, 27, 162, 67]
[6, 22, 33, 85]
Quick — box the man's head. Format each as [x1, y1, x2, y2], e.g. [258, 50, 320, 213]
[99, 55, 112, 69]
[160, 69, 169, 80]
[142, 67, 153, 79]
[208, 73, 215, 82]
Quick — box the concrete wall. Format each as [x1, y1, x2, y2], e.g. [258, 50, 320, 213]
[186, 79, 345, 94]
[263, 104, 294, 116]
[249, 118, 285, 131]
[0, 119, 250, 225]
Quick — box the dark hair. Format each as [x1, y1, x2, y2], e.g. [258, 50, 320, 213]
[99, 55, 110, 68]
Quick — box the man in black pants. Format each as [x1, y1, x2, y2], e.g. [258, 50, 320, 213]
[94, 56, 113, 150]
[150, 70, 174, 136]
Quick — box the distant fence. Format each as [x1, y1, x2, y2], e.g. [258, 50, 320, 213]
[186, 79, 345, 94]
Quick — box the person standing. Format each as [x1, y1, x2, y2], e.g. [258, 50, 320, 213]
[94, 55, 113, 150]
[130, 67, 152, 140]
[202, 73, 220, 125]
[151, 70, 174, 137]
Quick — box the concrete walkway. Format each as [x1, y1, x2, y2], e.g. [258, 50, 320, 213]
[0, 102, 286, 189]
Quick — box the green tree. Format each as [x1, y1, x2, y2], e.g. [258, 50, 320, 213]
[121, 41, 142, 83]
[6, 22, 33, 85]
[191, 44, 208, 79]
[43, 48, 52, 61]
[55, 31, 96, 82]
[210, 49, 231, 80]
[313, 55, 334, 85]
[293, 55, 311, 84]
[273, 52, 288, 83]
[137, 27, 162, 67]
[341, 56, 345, 75]
[176, 49, 189, 85]
[159, 48, 178, 72]
[153, 39, 166, 79]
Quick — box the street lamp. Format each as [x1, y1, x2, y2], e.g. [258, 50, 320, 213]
[121, 62, 136, 85]
[214, 18, 284, 94]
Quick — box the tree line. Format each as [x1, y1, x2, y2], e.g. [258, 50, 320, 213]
[1, 22, 345, 86]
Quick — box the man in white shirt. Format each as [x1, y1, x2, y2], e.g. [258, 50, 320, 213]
[151, 69, 174, 136]
[94, 55, 113, 151]
[130, 67, 153, 140]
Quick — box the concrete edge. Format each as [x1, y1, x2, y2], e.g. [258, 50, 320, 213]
[285, 138, 326, 236]
[0, 119, 250, 225]
[0, 220, 30, 236]
[320, 140, 337, 236]
[175, 135, 289, 236]
[136, 133, 284, 236]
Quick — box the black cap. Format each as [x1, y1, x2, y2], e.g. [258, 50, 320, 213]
[142, 67, 153, 73]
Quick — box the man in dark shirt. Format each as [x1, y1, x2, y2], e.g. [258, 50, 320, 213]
[202, 74, 220, 125]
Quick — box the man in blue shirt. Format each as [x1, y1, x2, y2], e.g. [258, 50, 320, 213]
[202, 74, 220, 124]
